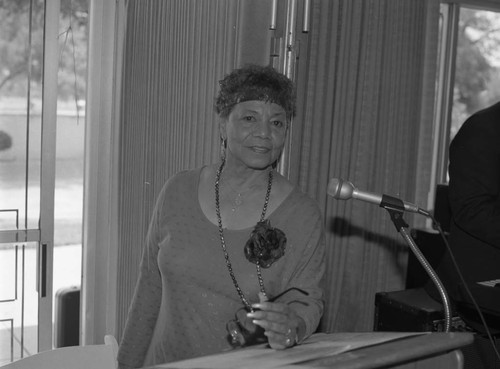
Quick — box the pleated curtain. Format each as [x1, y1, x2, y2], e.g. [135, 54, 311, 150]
[294, 0, 440, 332]
[115, 0, 440, 338]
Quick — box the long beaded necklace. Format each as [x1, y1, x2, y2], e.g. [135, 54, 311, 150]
[215, 160, 273, 312]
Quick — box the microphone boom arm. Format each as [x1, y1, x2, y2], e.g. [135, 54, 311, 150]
[327, 177, 450, 329]
[384, 207, 452, 332]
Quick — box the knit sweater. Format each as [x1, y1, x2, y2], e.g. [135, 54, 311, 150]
[117, 167, 326, 368]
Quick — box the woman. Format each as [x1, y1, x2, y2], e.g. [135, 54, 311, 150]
[117, 64, 326, 368]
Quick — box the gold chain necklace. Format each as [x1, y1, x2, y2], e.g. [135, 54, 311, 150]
[215, 161, 272, 311]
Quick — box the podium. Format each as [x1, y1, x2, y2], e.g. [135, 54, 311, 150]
[148, 332, 473, 369]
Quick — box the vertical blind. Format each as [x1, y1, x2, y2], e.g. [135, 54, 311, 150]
[291, 0, 439, 332]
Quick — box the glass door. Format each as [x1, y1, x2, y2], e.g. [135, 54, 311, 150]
[0, 0, 87, 363]
[0, 0, 52, 362]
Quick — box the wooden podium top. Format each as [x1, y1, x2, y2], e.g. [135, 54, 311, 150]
[149, 331, 474, 369]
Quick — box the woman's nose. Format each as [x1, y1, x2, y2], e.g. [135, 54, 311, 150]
[253, 120, 271, 137]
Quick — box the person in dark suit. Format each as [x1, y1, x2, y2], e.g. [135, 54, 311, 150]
[438, 101, 500, 333]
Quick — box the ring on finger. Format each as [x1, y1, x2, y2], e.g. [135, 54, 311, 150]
[285, 328, 294, 347]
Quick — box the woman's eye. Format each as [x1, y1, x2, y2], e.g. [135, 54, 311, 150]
[243, 115, 256, 122]
[272, 120, 285, 128]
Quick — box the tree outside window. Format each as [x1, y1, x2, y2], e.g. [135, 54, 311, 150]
[451, 7, 500, 139]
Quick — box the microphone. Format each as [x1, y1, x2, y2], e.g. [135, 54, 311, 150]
[327, 178, 430, 216]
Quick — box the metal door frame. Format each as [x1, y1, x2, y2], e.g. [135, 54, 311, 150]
[0, 0, 60, 354]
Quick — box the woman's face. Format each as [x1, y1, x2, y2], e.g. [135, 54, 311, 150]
[221, 100, 288, 170]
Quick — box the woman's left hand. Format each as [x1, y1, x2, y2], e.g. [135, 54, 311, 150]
[247, 301, 301, 349]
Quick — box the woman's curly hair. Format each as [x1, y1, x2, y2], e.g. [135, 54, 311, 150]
[214, 64, 296, 121]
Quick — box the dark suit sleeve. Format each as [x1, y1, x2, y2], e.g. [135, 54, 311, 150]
[448, 113, 500, 250]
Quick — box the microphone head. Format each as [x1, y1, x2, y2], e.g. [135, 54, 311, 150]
[327, 178, 355, 200]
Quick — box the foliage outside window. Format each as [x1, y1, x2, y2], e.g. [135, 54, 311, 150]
[451, 7, 500, 139]
[0, 0, 88, 110]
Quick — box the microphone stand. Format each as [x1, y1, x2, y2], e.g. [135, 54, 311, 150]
[383, 205, 452, 333]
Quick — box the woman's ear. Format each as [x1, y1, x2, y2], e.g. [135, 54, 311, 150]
[219, 120, 228, 162]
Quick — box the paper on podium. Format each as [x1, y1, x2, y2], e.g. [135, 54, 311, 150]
[156, 331, 426, 369]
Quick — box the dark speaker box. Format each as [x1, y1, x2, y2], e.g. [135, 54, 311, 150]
[374, 288, 462, 332]
[374, 288, 500, 369]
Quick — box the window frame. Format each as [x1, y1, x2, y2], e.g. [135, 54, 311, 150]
[430, 0, 500, 205]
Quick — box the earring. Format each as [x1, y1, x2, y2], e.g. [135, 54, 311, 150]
[220, 137, 227, 162]
[272, 150, 284, 169]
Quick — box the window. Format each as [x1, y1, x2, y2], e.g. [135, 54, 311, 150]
[433, 2, 500, 186]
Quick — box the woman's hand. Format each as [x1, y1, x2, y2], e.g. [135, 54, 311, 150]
[247, 301, 301, 349]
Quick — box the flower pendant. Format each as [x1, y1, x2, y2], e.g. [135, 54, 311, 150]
[244, 219, 287, 268]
